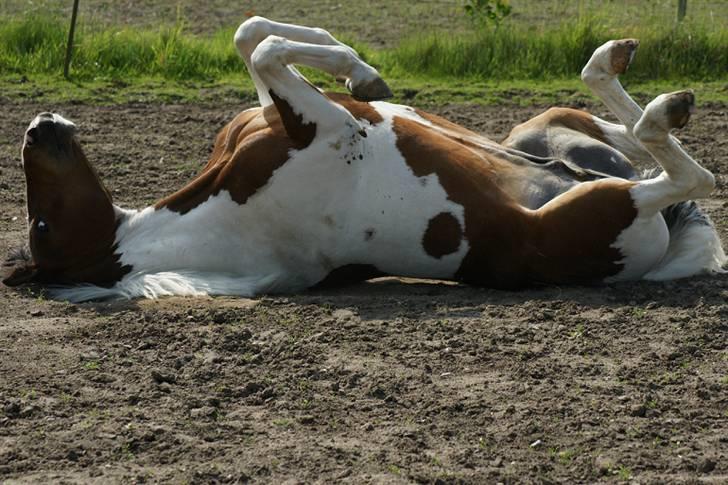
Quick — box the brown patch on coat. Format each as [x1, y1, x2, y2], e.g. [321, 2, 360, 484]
[393, 115, 531, 288]
[157, 106, 297, 214]
[269, 89, 317, 147]
[504, 107, 609, 146]
[158, 93, 382, 216]
[326, 92, 384, 125]
[422, 212, 463, 259]
[527, 179, 638, 284]
[5, 128, 130, 288]
[392, 114, 638, 287]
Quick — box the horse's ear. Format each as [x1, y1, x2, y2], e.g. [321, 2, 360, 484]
[2, 248, 39, 287]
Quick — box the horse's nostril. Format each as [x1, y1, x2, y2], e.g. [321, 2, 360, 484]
[25, 127, 38, 146]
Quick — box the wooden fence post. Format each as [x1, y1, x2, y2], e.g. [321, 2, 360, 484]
[677, 0, 688, 22]
[63, 0, 81, 79]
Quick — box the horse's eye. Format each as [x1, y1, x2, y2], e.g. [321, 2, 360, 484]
[36, 219, 49, 233]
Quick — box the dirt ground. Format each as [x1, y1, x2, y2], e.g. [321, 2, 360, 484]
[0, 95, 727, 484]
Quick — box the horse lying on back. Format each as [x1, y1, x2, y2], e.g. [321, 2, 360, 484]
[3, 17, 725, 301]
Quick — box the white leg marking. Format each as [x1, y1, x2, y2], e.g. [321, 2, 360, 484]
[631, 92, 715, 214]
[608, 91, 723, 281]
[581, 39, 643, 130]
[250, 35, 362, 133]
[593, 118, 657, 166]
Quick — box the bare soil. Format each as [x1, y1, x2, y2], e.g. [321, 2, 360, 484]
[0, 98, 727, 483]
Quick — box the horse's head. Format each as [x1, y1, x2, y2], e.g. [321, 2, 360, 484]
[3, 113, 124, 288]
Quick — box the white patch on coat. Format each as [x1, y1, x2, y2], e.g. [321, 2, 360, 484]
[343, 103, 470, 277]
[604, 209, 669, 282]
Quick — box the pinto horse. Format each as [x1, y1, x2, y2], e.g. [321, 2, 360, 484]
[3, 17, 725, 301]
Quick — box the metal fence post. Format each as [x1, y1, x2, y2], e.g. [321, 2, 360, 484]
[64, 0, 81, 79]
[677, 0, 688, 22]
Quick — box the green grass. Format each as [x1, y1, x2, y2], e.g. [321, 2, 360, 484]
[0, 16, 241, 80]
[0, 11, 726, 105]
[384, 16, 728, 81]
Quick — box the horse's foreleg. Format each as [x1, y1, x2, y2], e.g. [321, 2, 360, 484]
[234, 16, 391, 107]
[249, 35, 391, 145]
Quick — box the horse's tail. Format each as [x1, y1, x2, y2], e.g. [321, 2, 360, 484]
[643, 199, 727, 280]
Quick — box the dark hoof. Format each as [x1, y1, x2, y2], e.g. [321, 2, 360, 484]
[665, 90, 695, 129]
[350, 76, 394, 102]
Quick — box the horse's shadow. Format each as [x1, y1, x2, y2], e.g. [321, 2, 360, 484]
[59, 273, 727, 321]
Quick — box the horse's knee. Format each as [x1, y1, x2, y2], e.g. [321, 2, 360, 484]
[250, 35, 289, 74]
[686, 169, 716, 199]
[311, 27, 336, 45]
[234, 16, 272, 58]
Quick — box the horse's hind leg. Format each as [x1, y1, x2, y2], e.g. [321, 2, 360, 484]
[504, 40, 653, 173]
[531, 92, 721, 284]
[581, 39, 643, 129]
[580, 39, 666, 165]
[625, 90, 725, 279]
[234, 16, 391, 107]
[632, 91, 714, 212]
[581, 38, 715, 205]
[583, 41, 725, 277]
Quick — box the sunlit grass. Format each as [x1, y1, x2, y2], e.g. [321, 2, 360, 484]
[0, 16, 241, 80]
[0, 10, 725, 105]
[382, 16, 728, 81]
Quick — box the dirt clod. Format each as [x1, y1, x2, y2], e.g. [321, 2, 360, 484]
[150, 370, 176, 384]
[630, 404, 647, 417]
[697, 458, 717, 473]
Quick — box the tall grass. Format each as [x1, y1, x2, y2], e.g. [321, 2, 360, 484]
[383, 17, 728, 81]
[0, 16, 240, 80]
[0, 14, 726, 82]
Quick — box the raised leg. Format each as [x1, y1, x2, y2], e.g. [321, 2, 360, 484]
[581, 39, 643, 130]
[582, 38, 714, 209]
[234, 16, 391, 107]
[624, 90, 725, 280]
[247, 35, 376, 145]
[580, 39, 703, 170]
[580, 38, 666, 166]
[631, 90, 715, 213]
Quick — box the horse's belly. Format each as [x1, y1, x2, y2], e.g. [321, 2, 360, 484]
[238, 116, 472, 281]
